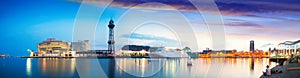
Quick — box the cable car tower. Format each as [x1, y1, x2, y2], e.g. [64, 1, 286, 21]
[107, 19, 115, 54]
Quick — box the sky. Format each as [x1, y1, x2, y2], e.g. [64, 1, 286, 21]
[0, 0, 300, 56]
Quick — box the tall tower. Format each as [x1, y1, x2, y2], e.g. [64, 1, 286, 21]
[107, 19, 115, 54]
[250, 40, 254, 53]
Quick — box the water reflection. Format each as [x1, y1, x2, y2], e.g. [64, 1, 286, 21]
[115, 58, 275, 78]
[23, 58, 276, 78]
[109, 59, 115, 78]
[250, 58, 254, 71]
[26, 58, 32, 77]
[38, 58, 76, 77]
[115, 58, 166, 77]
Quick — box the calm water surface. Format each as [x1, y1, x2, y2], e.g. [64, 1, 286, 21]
[0, 57, 277, 78]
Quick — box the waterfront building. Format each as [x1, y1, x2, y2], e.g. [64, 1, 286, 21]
[71, 40, 90, 51]
[250, 40, 255, 53]
[38, 38, 71, 56]
[276, 40, 300, 55]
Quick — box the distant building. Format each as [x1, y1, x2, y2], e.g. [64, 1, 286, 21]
[72, 40, 90, 52]
[38, 38, 71, 55]
[202, 49, 233, 54]
[202, 48, 235, 54]
[250, 40, 255, 53]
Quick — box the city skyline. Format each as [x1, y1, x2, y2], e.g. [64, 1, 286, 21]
[1, 0, 300, 56]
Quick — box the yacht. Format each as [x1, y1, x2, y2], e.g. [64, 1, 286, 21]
[148, 47, 189, 58]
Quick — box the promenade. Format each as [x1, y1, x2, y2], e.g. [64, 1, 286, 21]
[260, 62, 300, 78]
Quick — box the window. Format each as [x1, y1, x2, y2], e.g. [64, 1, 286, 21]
[40, 48, 46, 51]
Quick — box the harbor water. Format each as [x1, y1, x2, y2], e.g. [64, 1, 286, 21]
[0, 57, 277, 78]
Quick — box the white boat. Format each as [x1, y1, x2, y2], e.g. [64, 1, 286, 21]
[187, 57, 193, 66]
[187, 62, 193, 66]
[148, 47, 189, 58]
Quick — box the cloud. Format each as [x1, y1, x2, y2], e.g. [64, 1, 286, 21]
[225, 18, 246, 22]
[120, 33, 177, 43]
[239, 14, 300, 23]
[215, 0, 300, 14]
[224, 22, 264, 29]
[72, 0, 300, 23]
[74, 0, 300, 14]
[260, 43, 276, 48]
[210, 19, 265, 29]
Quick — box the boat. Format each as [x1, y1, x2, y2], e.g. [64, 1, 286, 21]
[187, 62, 193, 66]
[187, 57, 193, 66]
[148, 47, 189, 58]
[0, 54, 8, 57]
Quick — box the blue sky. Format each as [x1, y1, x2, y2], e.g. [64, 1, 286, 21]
[0, 0, 80, 56]
[1, 0, 300, 56]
